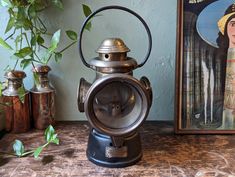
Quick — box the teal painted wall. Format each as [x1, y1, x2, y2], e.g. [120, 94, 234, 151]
[0, 0, 177, 121]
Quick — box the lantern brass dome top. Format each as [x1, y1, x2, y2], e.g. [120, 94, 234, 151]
[96, 38, 130, 54]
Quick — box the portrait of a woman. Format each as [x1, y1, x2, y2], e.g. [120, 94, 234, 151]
[179, 0, 235, 131]
[217, 3, 235, 129]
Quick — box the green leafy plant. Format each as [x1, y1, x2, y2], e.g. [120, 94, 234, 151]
[0, 1, 93, 70]
[0, 125, 59, 158]
[0, 0, 92, 102]
[0, 0, 79, 70]
[82, 4, 92, 31]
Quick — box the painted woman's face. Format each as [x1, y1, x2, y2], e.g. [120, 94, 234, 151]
[227, 18, 235, 48]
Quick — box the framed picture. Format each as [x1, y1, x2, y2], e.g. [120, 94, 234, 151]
[175, 0, 235, 134]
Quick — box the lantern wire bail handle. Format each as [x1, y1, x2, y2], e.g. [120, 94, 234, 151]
[78, 5, 152, 69]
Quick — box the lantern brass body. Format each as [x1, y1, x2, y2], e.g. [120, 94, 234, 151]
[77, 6, 152, 168]
[78, 39, 152, 167]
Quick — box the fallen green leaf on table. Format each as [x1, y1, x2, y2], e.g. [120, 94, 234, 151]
[13, 140, 25, 157]
[9, 125, 59, 158]
[33, 146, 43, 158]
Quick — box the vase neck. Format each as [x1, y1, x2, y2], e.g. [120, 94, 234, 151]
[38, 73, 50, 87]
[31, 72, 54, 93]
[8, 78, 23, 90]
[2, 71, 26, 96]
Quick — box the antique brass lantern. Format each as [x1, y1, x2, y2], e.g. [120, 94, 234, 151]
[77, 6, 152, 168]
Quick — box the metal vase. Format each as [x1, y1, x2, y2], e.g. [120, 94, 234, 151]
[2, 70, 31, 133]
[0, 96, 5, 131]
[30, 65, 55, 130]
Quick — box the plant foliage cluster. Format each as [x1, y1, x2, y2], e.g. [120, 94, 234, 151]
[0, 0, 81, 70]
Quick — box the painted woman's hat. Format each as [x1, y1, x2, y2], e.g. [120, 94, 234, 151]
[196, 0, 235, 48]
[218, 3, 235, 35]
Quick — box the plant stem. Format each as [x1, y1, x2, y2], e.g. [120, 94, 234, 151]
[59, 40, 77, 53]
[22, 33, 30, 47]
[13, 28, 23, 70]
[31, 62, 36, 70]
[21, 150, 34, 156]
[39, 44, 48, 50]
[42, 142, 49, 148]
[21, 142, 49, 157]
[13, 60, 19, 71]
[37, 17, 47, 34]
[45, 54, 52, 65]
[20, 28, 23, 49]
[33, 52, 43, 63]
[4, 29, 16, 41]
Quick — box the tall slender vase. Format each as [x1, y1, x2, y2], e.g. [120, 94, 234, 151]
[30, 65, 55, 130]
[2, 70, 31, 133]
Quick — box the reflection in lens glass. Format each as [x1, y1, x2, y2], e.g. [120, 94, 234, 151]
[93, 81, 142, 129]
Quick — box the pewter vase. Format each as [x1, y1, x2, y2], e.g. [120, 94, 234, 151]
[30, 65, 55, 130]
[2, 70, 31, 133]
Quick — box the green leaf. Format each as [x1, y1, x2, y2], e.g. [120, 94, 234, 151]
[15, 34, 23, 49]
[34, 0, 47, 11]
[51, 134, 59, 144]
[0, 83, 2, 96]
[51, 0, 63, 10]
[14, 47, 32, 58]
[42, 51, 51, 64]
[54, 52, 62, 62]
[37, 35, 44, 45]
[45, 125, 55, 142]
[31, 35, 44, 46]
[82, 4, 92, 17]
[30, 35, 37, 46]
[27, 0, 36, 4]
[85, 22, 92, 31]
[33, 146, 43, 158]
[48, 29, 61, 53]
[51, 137, 59, 145]
[15, 8, 33, 30]
[33, 72, 40, 86]
[52, 133, 57, 139]
[66, 30, 77, 41]
[20, 59, 32, 69]
[0, 0, 12, 7]
[22, 19, 33, 30]
[28, 5, 37, 19]
[0, 37, 13, 50]
[18, 86, 26, 103]
[5, 16, 15, 34]
[13, 140, 25, 157]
